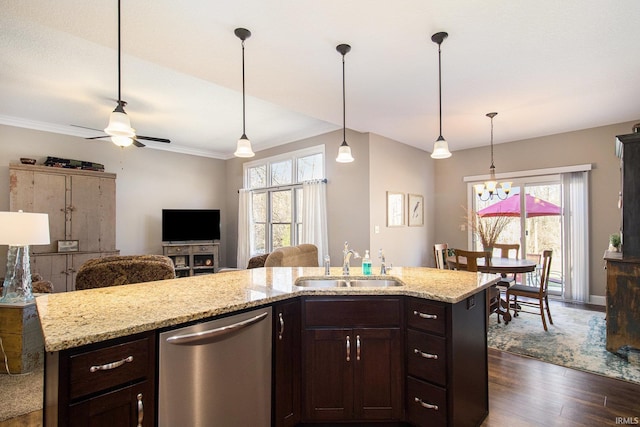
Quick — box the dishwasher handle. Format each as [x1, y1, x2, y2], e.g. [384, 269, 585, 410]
[166, 311, 269, 346]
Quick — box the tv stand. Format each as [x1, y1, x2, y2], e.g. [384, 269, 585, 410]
[162, 242, 219, 277]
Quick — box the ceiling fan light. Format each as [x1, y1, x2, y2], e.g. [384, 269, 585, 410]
[431, 136, 452, 159]
[234, 134, 255, 157]
[336, 141, 354, 163]
[104, 110, 135, 138]
[111, 135, 134, 147]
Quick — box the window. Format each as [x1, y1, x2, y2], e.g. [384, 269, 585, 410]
[244, 145, 325, 255]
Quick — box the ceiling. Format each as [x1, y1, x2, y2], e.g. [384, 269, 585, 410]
[1, 1, 639, 159]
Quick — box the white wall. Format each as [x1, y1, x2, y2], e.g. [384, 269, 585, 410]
[369, 133, 434, 267]
[0, 125, 227, 274]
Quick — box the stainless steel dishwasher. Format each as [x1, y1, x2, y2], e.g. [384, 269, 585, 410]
[158, 307, 272, 427]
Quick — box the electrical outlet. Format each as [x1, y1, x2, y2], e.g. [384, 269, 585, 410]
[374, 225, 380, 234]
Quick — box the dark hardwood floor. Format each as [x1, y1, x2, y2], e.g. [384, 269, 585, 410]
[2, 302, 638, 427]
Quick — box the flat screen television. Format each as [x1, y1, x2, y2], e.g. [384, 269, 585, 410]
[162, 209, 221, 242]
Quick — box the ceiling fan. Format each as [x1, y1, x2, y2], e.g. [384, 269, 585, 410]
[75, 0, 170, 148]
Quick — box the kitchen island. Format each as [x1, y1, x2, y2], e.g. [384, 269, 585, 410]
[36, 266, 500, 427]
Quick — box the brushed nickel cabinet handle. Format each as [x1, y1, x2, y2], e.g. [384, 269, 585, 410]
[278, 312, 285, 340]
[413, 310, 438, 320]
[136, 393, 144, 427]
[414, 348, 438, 359]
[414, 397, 439, 410]
[356, 335, 361, 361]
[89, 355, 133, 372]
[346, 335, 351, 362]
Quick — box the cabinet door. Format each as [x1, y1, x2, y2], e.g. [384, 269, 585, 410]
[304, 328, 353, 421]
[353, 328, 402, 420]
[273, 299, 301, 427]
[31, 254, 69, 293]
[69, 380, 154, 427]
[10, 169, 67, 254]
[70, 175, 116, 252]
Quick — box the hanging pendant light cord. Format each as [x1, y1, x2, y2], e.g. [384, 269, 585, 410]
[117, 0, 122, 104]
[241, 39, 246, 136]
[437, 42, 443, 138]
[342, 53, 346, 142]
[490, 115, 495, 168]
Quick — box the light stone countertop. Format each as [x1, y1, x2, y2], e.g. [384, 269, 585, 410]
[35, 266, 500, 352]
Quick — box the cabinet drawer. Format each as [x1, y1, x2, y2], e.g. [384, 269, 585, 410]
[407, 329, 446, 386]
[304, 298, 400, 327]
[407, 299, 446, 335]
[194, 245, 215, 252]
[164, 246, 189, 255]
[406, 376, 447, 427]
[69, 336, 152, 400]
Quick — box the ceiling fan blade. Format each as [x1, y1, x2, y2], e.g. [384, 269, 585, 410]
[133, 139, 146, 148]
[85, 135, 109, 140]
[136, 135, 170, 143]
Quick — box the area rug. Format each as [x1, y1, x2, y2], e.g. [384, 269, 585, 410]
[0, 364, 43, 422]
[488, 304, 640, 385]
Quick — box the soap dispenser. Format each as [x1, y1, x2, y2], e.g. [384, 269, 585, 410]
[362, 250, 372, 275]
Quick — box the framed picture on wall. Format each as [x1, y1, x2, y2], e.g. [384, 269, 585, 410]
[408, 193, 424, 227]
[387, 192, 405, 227]
[57, 240, 79, 252]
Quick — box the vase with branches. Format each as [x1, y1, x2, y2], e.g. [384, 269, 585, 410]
[464, 208, 512, 252]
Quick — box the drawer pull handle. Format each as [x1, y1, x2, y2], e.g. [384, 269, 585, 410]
[346, 335, 351, 362]
[414, 348, 438, 359]
[278, 312, 285, 340]
[413, 310, 438, 320]
[89, 355, 133, 372]
[137, 393, 144, 427]
[356, 335, 361, 361]
[414, 397, 439, 411]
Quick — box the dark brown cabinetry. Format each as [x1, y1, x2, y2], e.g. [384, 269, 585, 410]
[273, 298, 302, 427]
[45, 331, 156, 427]
[302, 297, 403, 422]
[617, 132, 640, 258]
[405, 294, 488, 427]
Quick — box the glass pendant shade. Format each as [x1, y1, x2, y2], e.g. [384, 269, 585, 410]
[234, 134, 255, 157]
[431, 135, 452, 159]
[105, 109, 136, 138]
[111, 135, 134, 147]
[336, 141, 354, 163]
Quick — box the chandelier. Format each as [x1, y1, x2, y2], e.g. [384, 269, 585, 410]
[474, 112, 512, 200]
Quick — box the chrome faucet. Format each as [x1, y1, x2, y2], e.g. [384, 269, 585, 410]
[342, 241, 360, 275]
[379, 249, 387, 275]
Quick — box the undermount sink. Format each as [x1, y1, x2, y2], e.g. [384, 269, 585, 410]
[295, 279, 402, 288]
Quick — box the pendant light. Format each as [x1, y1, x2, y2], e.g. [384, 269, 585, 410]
[474, 112, 512, 200]
[234, 28, 255, 158]
[336, 43, 354, 163]
[104, 0, 135, 147]
[430, 32, 451, 159]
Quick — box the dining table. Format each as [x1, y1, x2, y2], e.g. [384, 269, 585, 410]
[445, 255, 538, 322]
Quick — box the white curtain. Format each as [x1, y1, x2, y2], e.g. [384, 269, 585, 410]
[562, 171, 589, 302]
[301, 180, 328, 265]
[237, 189, 252, 269]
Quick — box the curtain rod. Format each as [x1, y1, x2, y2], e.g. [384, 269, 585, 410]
[238, 178, 327, 193]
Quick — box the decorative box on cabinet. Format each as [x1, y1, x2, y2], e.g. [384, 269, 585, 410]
[273, 298, 302, 427]
[302, 296, 403, 422]
[163, 242, 219, 277]
[405, 294, 488, 427]
[9, 164, 118, 292]
[45, 331, 156, 427]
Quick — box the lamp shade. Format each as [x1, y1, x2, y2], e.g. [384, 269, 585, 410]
[0, 211, 50, 246]
[336, 141, 354, 163]
[430, 136, 452, 159]
[111, 135, 134, 147]
[104, 110, 136, 138]
[234, 134, 255, 157]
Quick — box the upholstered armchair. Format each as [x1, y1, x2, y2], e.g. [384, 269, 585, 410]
[75, 254, 176, 290]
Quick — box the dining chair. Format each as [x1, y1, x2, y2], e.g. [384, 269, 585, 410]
[453, 249, 501, 323]
[525, 253, 542, 285]
[505, 250, 553, 331]
[493, 243, 520, 286]
[433, 243, 448, 269]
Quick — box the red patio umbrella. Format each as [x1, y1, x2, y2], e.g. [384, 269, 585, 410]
[477, 194, 561, 217]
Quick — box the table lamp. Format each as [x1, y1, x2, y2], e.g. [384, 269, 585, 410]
[0, 211, 50, 303]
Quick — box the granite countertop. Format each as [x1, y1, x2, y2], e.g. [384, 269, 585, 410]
[35, 266, 500, 352]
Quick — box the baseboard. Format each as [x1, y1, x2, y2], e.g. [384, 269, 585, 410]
[589, 295, 606, 306]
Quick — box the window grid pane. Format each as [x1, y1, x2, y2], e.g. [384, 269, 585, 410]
[271, 160, 292, 186]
